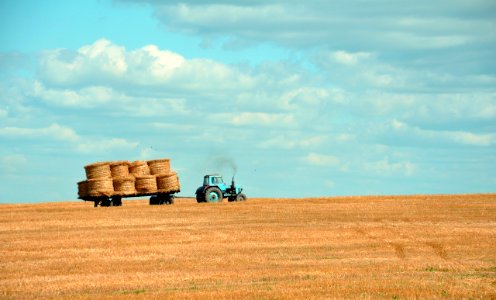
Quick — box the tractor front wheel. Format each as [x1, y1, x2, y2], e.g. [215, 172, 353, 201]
[236, 193, 247, 201]
[205, 187, 222, 203]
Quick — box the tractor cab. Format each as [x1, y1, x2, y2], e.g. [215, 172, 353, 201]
[204, 175, 227, 191]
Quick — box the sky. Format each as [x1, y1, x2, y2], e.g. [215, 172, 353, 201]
[0, 0, 495, 203]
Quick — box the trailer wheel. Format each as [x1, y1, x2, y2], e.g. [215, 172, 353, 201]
[101, 198, 112, 207]
[205, 187, 222, 203]
[112, 196, 122, 206]
[236, 193, 247, 202]
[149, 196, 159, 205]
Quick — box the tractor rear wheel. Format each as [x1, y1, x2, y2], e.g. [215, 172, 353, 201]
[205, 187, 222, 203]
[236, 193, 247, 201]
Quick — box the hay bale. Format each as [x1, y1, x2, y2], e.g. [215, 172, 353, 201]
[135, 175, 157, 193]
[84, 162, 111, 179]
[77, 180, 89, 198]
[110, 161, 130, 178]
[157, 172, 180, 193]
[129, 161, 150, 177]
[147, 159, 171, 175]
[87, 178, 114, 197]
[113, 176, 136, 196]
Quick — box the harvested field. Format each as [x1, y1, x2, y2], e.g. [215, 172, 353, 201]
[0, 194, 495, 299]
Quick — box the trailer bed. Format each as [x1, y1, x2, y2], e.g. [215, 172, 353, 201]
[79, 189, 180, 207]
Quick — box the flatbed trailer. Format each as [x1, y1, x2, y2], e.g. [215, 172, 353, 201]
[79, 189, 180, 207]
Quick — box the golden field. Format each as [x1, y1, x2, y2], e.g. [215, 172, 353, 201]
[1, 194, 495, 299]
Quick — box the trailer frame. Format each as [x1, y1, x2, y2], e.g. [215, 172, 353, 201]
[79, 189, 180, 207]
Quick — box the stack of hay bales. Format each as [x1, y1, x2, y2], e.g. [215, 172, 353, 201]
[78, 162, 115, 197]
[110, 161, 136, 196]
[78, 158, 180, 198]
[148, 159, 180, 193]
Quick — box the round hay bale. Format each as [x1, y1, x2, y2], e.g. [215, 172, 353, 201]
[77, 180, 89, 198]
[85, 162, 111, 179]
[157, 172, 180, 193]
[147, 159, 171, 175]
[110, 161, 130, 178]
[87, 178, 114, 197]
[113, 176, 136, 196]
[135, 175, 157, 193]
[129, 161, 150, 177]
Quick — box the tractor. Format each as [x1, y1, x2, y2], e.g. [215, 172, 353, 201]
[196, 174, 247, 203]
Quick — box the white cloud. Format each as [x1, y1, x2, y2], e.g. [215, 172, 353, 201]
[260, 135, 326, 149]
[0, 123, 80, 143]
[390, 119, 496, 147]
[0, 154, 28, 174]
[364, 157, 416, 176]
[333, 51, 371, 65]
[38, 39, 252, 91]
[306, 152, 340, 167]
[128, 44, 184, 81]
[33, 80, 190, 116]
[79, 39, 128, 75]
[150, 122, 195, 132]
[39, 39, 128, 86]
[0, 123, 138, 153]
[34, 81, 117, 107]
[120, 97, 189, 116]
[138, 1, 495, 56]
[76, 138, 138, 154]
[279, 87, 332, 109]
[214, 112, 295, 127]
[450, 131, 495, 147]
[139, 147, 163, 160]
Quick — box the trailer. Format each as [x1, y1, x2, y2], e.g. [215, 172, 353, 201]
[78, 159, 181, 207]
[79, 189, 179, 207]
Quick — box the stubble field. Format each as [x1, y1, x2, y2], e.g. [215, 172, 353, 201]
[1, 194, 495, 299]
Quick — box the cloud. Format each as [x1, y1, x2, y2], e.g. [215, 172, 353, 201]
[364, 157, 416, 176]
[332, 51, 372, 66]
[306, 152, 340, 167]
[0, 154, 28, 174]
[37, 39, 252, 92]
[214, 112, 295, 127]
[124, 0, 496, 57]
[0, 123, 79, 143]
[0, 123, 138, 153]
[77, 138, 139, 154]
[260, 135, 326, 149]
[33, 82, 117, 107]
[386, 119, 496, 147]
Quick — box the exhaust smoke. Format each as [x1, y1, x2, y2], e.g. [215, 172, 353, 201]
[209, 155, 238, 177]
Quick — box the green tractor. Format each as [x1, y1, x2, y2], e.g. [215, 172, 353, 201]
[195, 174, 247, 203]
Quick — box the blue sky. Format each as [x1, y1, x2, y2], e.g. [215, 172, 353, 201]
[0, 0, 495, 203]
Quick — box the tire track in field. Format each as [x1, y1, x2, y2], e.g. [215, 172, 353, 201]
[425, 242, 448, 260]
[353, 226, 406, 259]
